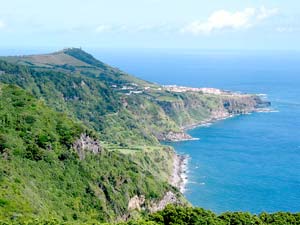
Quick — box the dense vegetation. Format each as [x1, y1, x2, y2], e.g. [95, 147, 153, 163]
[119, 205, 300, 225]
[0, 51, 262, 145]
[2, 205, 300, 224]
[0, 84, 177, 223]
[0, 58, 169, 146]
[0, 84, 85, 161]
[0, 49, 285, 224]
[63, 48, 108, 69]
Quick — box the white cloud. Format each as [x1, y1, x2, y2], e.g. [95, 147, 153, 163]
[181, 6, 278, 35]
[257, 6, 278, 20]
[0, 20, 5, 29]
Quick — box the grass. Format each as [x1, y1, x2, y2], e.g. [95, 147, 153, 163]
[0, 49, 268, 224]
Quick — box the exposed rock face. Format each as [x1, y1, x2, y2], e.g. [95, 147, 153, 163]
[73, 133, 102, 160]
[252, 96, 272, 109]
[210, 110, 230, 120]
[127, 192, 180, 213]
[157, 93, 271, 140]
[128, 195, 145, 211]
[149, 191, 179, 213]
[222, 96, 255, 114]
[161, 131, 193, 142]
[170, 154, 188, 193]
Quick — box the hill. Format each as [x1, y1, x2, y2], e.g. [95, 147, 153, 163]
[0, 48, 269, 145]
[0, 49, 271, 224]
[0, 84, 181, 223]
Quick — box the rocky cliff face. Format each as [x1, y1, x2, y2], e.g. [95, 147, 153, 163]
[160, 131, 193, 142]
[127, 191, 181, 213]
[73, 133, 102, 160]
[128, 195, 146, 211]
[126, 149, 187, 215]
[159, 93, 269, 126]
[155, 92, 270, 141]
[149, 191, 180, 213]
[222, 95, 270, 114]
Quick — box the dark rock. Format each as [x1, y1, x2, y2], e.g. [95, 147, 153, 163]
[73, 133, 102, 160]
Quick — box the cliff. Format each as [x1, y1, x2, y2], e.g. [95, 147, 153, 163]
[0, 49, 270, 223]
[73, 133, 102, 160]
[0, 49, 270, 144]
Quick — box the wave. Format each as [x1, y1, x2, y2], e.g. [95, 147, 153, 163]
[257, 93, 268, 99]
[256, 108, 279, 113]
[199, 123, 213, 127]
[190, 137, 200, 141]
[188, 181, 206, 186]
[258, 110, 279, 113]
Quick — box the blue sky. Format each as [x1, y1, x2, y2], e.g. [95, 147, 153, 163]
[0, 0, 300, 50]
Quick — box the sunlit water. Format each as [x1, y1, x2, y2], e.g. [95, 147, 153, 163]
[93, 49, 300, 213]
[2, 48, 299, 213]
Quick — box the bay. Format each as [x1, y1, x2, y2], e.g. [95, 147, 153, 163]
[93, 49, 300, 213]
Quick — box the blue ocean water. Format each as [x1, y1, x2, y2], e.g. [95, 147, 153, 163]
[93, 49, 300, 213]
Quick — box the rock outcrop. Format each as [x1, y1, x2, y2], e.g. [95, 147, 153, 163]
[170, 154, 188, 193]
[127, 191, 180, 213]
[161, 131, 193, 142]
[149, 191, 180, 213]
[128, 195, 146, 211]
[73, 133, 102, 160]
[222, 95, 269, 114]
[157, 92, 271, 140]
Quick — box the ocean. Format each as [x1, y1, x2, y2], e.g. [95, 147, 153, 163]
[92, 49, 300, 214]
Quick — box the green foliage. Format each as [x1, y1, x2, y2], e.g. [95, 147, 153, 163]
[155, 92, 223, 127]
[0, 50, 261, 145]
[0, 84, 175, 223]
[0, 149, 171, 223]
[63, 48, 107, 69]
[0, 49, 276, 224]
[118, 205, 300, 225]
[0, 84, 84, 159]
[3, 205, 299, 225]
[0, 59, 161, 146]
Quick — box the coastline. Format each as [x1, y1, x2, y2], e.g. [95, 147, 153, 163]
[169, 107, 274, 194]
[181, 114, 234, 132]
[181, 107, 274, 133]
[171, 153, 189, 193]
[169, 114, 237, 193]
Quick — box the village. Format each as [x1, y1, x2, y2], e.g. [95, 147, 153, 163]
[112, 82, 239, 96]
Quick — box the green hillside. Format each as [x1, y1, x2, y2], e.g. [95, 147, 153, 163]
[118, 205, 300, 225]
[0, 48, 267, 144]
[0, 84, 180, 223]
[0, 49, 273, 224]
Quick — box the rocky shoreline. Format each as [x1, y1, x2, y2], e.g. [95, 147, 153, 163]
[170, 153, 189, 193]
[162, 131, 199, 142]
[179, 107, 273, 140]
[165, 113, 251, 142]
[182, 114, 233, 132]
[169, 107, 274, 193]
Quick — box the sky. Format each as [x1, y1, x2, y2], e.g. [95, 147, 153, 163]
[0, 0, 300, 51]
